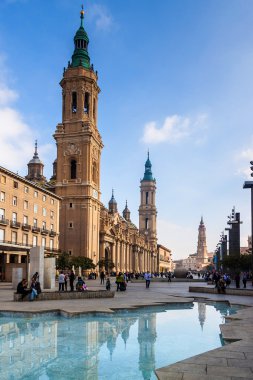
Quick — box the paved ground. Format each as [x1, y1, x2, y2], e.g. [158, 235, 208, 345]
[1, 279, 253, 379]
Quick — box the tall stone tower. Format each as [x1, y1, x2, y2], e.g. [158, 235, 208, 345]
[196, 217, 208, 269]
[139, 153, 157, 254]
[53, 9, 103, 258]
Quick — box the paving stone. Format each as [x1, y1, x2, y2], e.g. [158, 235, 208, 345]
[183, 356, 228, 366]
[155, 370, 183, 380]
[163, 363, 207, 374]
[207, 365, 253, 377]
[183, 374, 231, 380]
[205, 350, 245, 359]
[227, 359, 253, 368]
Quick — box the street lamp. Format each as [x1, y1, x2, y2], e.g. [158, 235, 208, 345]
[243, 160, 253, 275]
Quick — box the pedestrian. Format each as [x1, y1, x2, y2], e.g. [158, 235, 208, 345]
[69, 270, 75, 291]
[100, 270, 105, 284]
[144, 271, 151, 288]
[58, 271, 65, 291]
[106, 277, 111, 291]
[235, 273, 240, 289]
[167, 271, 171, 283]
[242, 272, 247, 288]
[17, 279, 31, 300]
[64, 273, 68, 291]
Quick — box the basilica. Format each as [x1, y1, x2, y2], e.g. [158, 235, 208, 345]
[0, 10, 173, 279]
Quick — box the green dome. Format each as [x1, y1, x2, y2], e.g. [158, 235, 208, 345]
[71, 10, 90, 69]
[143, 152, 154, 181]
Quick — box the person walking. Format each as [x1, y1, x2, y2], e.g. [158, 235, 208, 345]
[144, 271, 151, 288]
[58, 271, 65, 292]
[242, 272, 247, 288]
[235, 273, 240, 289]
[69, 270, 75, 291]
[100, 271, 105, 285]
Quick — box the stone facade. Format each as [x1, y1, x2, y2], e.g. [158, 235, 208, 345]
[0, 166, 60, 281]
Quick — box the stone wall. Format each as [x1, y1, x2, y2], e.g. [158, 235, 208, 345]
[14, 290, 115, 301]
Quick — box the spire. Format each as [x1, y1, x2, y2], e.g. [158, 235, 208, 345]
[123, 200, 131, 222]
[109, 189, 118, 214]
[34, 140, 38, 159]
[71, 7, 90, 69]
[143, 151, 154, 181]
[200, 216, 204, 225]
[25, 140, 46, 183]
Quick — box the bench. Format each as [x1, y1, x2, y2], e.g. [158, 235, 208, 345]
[14, 290, 115, 301]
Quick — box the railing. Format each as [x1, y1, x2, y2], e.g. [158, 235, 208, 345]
[0, 239, 32, 248]
[10, 221, 21, 229]
[32, 226, 41, 233]
[0, 217, 9, 226]
[41, 228, 49, 235]
[49, 230, 57, 237]
[22, 223, 31, 231]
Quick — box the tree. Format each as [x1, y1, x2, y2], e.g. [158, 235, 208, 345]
[56, 252, 71, 270]
[70, 256, 95, 270]
[97, 258, 115, 271]
[221, 254, 253, 273]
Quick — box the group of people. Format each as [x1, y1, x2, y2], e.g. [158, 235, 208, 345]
[58, 270, 75, 291]
[17, 272, 41, 301]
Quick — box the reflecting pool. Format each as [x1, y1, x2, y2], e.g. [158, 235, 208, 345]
[0, 302, 241, 380]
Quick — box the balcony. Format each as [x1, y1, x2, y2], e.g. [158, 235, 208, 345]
[10, 221, 21, 229]
[41, 228, 49, 236]
[0, 217, 9, 226]
[22, 223, 31, 231]
[32, 226, 41, 233]
[49, 230, 57, 237]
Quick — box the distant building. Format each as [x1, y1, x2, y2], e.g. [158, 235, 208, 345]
[157, 244, 173, 272]
[0, 166, 60, 281]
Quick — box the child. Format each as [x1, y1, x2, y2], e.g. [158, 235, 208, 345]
[106, 277, 111, 291]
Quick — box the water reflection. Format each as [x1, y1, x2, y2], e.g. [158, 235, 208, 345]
[0, 302, 238, 380]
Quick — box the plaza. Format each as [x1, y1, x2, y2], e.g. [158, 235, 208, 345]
[1, 280, 253, 379]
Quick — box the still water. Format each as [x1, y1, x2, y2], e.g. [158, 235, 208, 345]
[0, 302, 240, 380]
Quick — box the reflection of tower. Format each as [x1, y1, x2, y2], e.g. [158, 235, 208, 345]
[138, 313, 157, 380]
[198, 302, 206, 330]
[196, 217, 208, 269]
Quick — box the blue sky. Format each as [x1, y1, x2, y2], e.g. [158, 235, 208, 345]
[0, 0, 253, 260]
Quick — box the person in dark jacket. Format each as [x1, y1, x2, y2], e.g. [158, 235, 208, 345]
[69, 270, 75, 291]
[17, 279, 31, 300]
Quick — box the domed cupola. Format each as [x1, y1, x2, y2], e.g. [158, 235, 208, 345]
[26, 141, 46, 183]
[143, 151, 154, 181]
[71, 7, 90, 69]
[108, 189, 118, 214]
[123, 200, 131, 222]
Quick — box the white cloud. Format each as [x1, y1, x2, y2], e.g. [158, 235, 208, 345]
[0, 56, 52, 174]
[89, 4, 113, 31]
[234, 144, 253, 179]
[141, 113, 208, 144]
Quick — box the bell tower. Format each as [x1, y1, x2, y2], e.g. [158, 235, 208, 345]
[139, 152, 157, 254]
[53, 8, 103, 258]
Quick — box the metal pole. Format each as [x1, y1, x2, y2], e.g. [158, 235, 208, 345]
[251, 188, 253, 276]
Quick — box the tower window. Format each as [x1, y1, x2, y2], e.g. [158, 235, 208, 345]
[70, 160, 77, 179]
[93, 98, 96, 119]
[84, 92, 89, 114]
[92, 162, 97, 184]
[146, 192, 149, 204]
[72, 92, 77, 113]
[145, 218, 149, 230]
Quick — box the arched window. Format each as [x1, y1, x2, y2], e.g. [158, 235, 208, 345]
[92, 162, 97, 183]
[84, 92, 89, 114]
[72, 92, 77, 113]
[70, 160, 77, 179]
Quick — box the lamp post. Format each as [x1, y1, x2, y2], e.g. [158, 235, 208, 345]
[243, 160, 253, 275]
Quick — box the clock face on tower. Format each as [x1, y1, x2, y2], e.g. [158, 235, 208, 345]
[93, 189, 98, 199]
